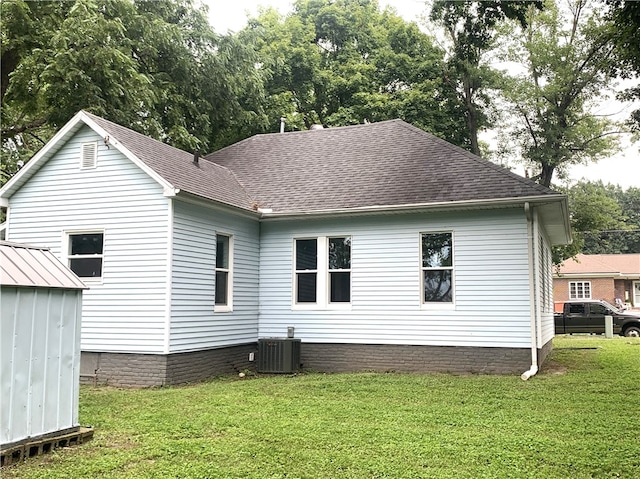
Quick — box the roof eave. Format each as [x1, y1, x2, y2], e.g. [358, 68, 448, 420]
[258, 194, 559, 215]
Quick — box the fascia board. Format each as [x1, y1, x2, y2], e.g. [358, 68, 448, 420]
[259, 195, 567, 220]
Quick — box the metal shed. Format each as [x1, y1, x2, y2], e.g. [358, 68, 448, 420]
[0, 241, 87, 461]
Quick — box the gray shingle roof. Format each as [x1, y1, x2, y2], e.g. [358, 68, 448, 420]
[84, 113, 558, 214]
[84, 112, 254, 210]
[206, 119, 556, 213]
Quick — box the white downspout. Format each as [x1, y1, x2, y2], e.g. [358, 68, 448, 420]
[521, 201, 538, 380]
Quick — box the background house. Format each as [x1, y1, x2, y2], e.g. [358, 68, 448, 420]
[0, 111, 571, 385]
[554, 253, 640, 309]
[1, 241, 89, 464]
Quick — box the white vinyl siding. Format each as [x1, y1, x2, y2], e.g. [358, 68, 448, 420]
[537, 227, 555, 344]
[169, 200, 259, 352]
[7, 126, 170, 353]
[259, 209, 533, 347]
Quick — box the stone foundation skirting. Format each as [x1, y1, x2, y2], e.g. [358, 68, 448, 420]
[80, 343, 256, 388]
[300, 342, 552, 375]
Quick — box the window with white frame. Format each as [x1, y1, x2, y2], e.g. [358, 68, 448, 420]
[328, 237, 351, 303]
[569, 281, 591, 299]
[421, 232, 453, 303]
[68, 232, 104, 279]
[294, 236, 351, 307]
[215, 234, 232, 310]
[80, 142, 97, 169]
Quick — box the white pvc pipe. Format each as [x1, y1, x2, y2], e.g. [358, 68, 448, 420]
[521, 365, 538, 381]
[522, 202, 539, 381]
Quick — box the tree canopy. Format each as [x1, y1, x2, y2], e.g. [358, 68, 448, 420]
[1, 0, 266, 184]
[499, 0, 622, 188]
[242, 0, 468, 146]
[429, 0, 542, 156]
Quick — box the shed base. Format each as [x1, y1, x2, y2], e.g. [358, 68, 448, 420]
[0, 426, 94, 467]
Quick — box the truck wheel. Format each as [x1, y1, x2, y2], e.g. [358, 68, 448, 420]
[623, 326, 640, 337]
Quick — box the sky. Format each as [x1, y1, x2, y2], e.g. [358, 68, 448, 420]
[203, 0, 639, 190]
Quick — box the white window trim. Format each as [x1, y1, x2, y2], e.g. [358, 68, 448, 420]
[214, 233, 233, 313]
[569, 281, 591, 300]
[420, 231, 455, 310]
[62, 229, 105, 284]
[292, 236, 352, 311]
[80, 141, 98, 169]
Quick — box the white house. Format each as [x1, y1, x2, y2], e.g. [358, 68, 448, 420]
[0, 111, 571, 386]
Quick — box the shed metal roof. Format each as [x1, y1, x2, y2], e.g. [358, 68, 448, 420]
[0, 241, 87, 289]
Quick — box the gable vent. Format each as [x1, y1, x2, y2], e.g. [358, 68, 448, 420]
[80, 142, 97, 169]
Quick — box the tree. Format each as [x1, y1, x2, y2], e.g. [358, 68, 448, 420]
[500, 0, 621, 187]
[607, 0, 640, 131]
[582, 184, 640, 253]
[243, 0, 468, 146]
[553, 180, 628, 263]
[428, 0, 542, 156]
[1, 0, 266, 185]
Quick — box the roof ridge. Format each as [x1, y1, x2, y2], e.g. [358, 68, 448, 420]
[206, 119, 406, 157]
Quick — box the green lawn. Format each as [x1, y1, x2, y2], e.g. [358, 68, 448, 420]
[5, 335, 640, 478]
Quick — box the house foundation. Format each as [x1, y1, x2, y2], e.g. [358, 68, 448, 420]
[300, 340, 553, 375]
[80, 343, 256, 387]
[80, 340, 553, 387]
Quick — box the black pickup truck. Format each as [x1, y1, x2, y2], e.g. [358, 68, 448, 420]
[554, 300, 640, 337]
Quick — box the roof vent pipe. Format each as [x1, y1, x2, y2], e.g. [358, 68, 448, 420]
[193, 151, 200, 166]
[280, 117, 286, 134]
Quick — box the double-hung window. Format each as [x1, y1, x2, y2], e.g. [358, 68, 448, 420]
[68, 232, 104, 280]
[421, 232, 453, 304]
[569, 281, 591, 300]
[294, 236, 351, 308]
[215, 234, 233, 311]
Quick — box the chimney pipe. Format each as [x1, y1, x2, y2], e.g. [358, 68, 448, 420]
[193, 151, 200, 165]
[280, 117, 286, 134]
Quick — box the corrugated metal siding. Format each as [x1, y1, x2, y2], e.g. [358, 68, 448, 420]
[258, 209, 533, 348]
[7, 126, 169, 353]
[0, 241, 86, 289]
[169, 200, 259, 352]
[1, 287, 82, 446]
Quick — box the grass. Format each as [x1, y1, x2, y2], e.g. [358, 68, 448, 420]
[4, 335, 640, 478]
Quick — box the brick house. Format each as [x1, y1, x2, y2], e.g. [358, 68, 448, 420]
[554, 254, 640, 310]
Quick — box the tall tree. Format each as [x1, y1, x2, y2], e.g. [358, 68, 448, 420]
[1, 0, 265, 185]
[607, 0, 640, 131]
[429, 0, 542, 156]
[500, 0, 621, 187]
[243, 0, 468, 146]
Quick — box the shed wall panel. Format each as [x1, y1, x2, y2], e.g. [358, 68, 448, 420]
[7, 126, 169, 353]
[0, 287, 82, 446]
[169, 200, 259, 351]
[258, 209, 534, 347]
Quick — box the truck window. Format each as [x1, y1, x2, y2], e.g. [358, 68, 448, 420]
[568, 303, 586, 314]
[590, 304, 608, 315]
